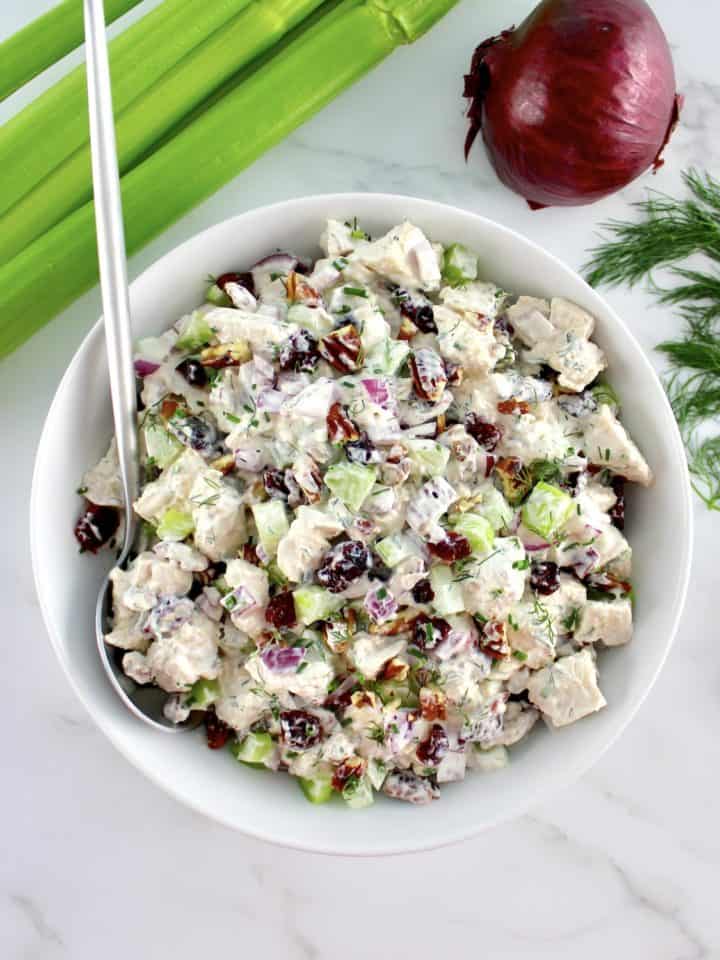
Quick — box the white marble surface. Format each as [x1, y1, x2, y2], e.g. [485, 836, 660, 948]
[2, 0, 719, 956]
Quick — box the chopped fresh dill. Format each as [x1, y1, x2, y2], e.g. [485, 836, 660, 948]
[584, 169, 720, 509]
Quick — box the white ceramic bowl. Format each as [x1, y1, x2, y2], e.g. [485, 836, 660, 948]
[31, 194, 692, 855]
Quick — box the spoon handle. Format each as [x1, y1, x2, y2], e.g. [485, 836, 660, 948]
[84, 0, 138, 556]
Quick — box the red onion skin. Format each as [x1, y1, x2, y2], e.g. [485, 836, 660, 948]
[464, 0, 681, 209]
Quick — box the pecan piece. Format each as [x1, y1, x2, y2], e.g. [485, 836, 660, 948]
[497, 398, 531, 415]
[327, 402, 360, 444]
[419, 687, 447, 721]
[409, 348, 447, 403]
[478, 620, 511, 660]
[200, 339, 252, 368]
[319, 324, 363, 372]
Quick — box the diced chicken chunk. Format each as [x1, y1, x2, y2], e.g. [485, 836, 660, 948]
[583, 403, 653, 485]
[81, 440, 123, 507]
[355, 221, 441, 291]
[550, 298, 596, 338]
[347, 632, 406, 680]
[276, 506, 344, 582]
[461, 537, 528, 620]
[482, 701, 539, 747]
[434, 305, 503, 374]
[439, 281, 500, 318]
[134, 449, 206, 523]
[575, 599, 633, 647]
[190, 472, 246, 562]
[224, 558, 269, 638]
[527, 649, 606, 727]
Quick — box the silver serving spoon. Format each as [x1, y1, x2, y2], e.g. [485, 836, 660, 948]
[85, 0, 196, 731]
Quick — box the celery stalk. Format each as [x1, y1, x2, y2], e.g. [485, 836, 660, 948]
[0, 0, 460, 358]
[0, 0, 254, 218]
[0, 0, 327, 264]
[0, 0, 142, 104]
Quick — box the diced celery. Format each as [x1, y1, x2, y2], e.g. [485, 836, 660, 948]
[186, 678, 220, 709]
[299, 772, 334, 804]
[475, 487, 514, 532]
[473, 744, 509, 772]
[521, 482, 575, 539]
[287, 303, 333, 336]
[231, 731, 275, 765]
[367, 758, 388, 791]
[591, 379, 620, 410]
[451, 512, 495, 553]
[143, 421, 183, 469]
[324, 463, 377, 512]
[175, 311, 214, 351]
[206, 282, 231, 307]
[405, 438, 450, 478]
[342, 775, 374, 809]
[442, 243, 478, 286]
[429, 565, 465, 616]
[157, 508, 195, 541]
[251, 500, 289, 558]
[375, 533, 421, 568]
[292, 586, 342, 625]
[364, 337, 410, 375]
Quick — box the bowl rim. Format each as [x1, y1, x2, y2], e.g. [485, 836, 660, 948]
[30, 192, 694, 855]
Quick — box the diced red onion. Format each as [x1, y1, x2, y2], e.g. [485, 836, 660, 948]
[221, 585, 256, 615]
[361, 378, 393, 410]
[256, 389, 285, 412]
[134, 359, 161, 378]
[364, 585, 398, 624]
[261, 646, 306, 673]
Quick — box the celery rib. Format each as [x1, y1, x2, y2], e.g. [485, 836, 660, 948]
[0, 0, 255, 218]
[0, 0, 327, 264]
[0, 0, 142, 104]
[0, 0, 460, 358]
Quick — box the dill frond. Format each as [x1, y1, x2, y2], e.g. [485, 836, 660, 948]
[584, 169, 720, 511]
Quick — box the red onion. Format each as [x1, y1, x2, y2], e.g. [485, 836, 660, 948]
[134, 358, 160, 377]
[261, 646, 306, 674]
[464, 0, 681, 209]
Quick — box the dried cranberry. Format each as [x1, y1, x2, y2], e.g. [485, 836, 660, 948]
[412, 578, 435, 604]
[530, 561, 560, 595]
[175, 358, 208, 387]
[392, 287, 437, 333]
[216, 271, 255, 296]
[265, 592, 297, 629]
[74, 502, 120, 553]
[413, 614, 451, 652]
[243, 543, 261, 566]
[368, 554, 392, 582]
[280, 710, 322, 749]
[263, 467, 289, 500]
[326, 402, 359, 443]
[494, 315, 513, 337]
[345, 432, 379, 465]
[167, 414, 217, 454]
[416, 724, 449, 766]
[465, 413, 502, 451]
[427, 532, 472, 564]
[204, 709, 231, 750]
[317, 540, 371, 593]
[609, 477, 626, 530]
[279, 329, 319, 373]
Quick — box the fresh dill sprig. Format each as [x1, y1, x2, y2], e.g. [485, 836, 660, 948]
[584, 168, 720, 511]
[584, 170, 720, 288]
